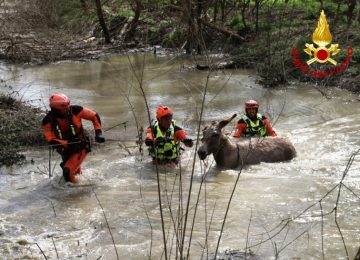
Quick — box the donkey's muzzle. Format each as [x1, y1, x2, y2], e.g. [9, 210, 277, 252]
[197, 149, 207, 160]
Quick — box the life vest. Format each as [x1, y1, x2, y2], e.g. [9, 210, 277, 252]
[49, 109, 85, 141]
[149, 120, 180, 161]
[242, 113, 267, 137]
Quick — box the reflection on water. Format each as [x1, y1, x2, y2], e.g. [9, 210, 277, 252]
[0, 54, 360, 259]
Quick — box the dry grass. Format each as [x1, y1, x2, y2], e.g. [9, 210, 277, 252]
[0, 92, 45, 166]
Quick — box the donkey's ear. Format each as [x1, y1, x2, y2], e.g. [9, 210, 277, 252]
[218, 114, 237, 130]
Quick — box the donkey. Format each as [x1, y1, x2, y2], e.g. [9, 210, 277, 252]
[197, 114, 296, 168]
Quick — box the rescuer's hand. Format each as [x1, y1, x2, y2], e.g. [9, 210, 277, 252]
[95, 130, 105, 143]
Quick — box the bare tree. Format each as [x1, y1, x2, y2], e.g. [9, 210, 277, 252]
[94, 0, 111, 43]
[240, 0, 250, 32]
[80, 0, 86, 9]
[183, 0, 196, 54]
[254, 0, 260, 32]
[346, 0, 357, 26]
[124, 0, 143, 40]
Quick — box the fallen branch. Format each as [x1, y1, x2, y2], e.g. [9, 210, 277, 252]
[200, 19, 244, 41]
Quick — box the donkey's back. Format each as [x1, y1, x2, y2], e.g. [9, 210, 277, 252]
[237, 137, 296, 165]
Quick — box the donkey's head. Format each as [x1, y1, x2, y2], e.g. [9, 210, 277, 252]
[197, 114, 237, 160]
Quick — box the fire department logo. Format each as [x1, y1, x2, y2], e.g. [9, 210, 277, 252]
[291, 10, 352, 78]
[304, 10, 340, 65]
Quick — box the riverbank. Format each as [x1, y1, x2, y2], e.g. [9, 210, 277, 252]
[1, 33, 359, 95]
[0, 91, 45, 166]
[1, 1, 359, 93]
[1, 28, 358, 95]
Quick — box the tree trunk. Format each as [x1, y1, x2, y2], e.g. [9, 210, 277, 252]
[255, 0, 259, 32]
[220, 0, 225, 22]
[80, 0, 86, 9]
[196, 0, 203, 54]
[346, 0, 356, 27]
[200, 19, 244, 41]
[213, 0, 218, 22]
[334, 2, 341, 26]
[240, 0, 249, 32]
[94, 0, 111, 44]
[125, 0, 142, 40]
[319, 0, 323, 10]
[184, 0, 195, 54]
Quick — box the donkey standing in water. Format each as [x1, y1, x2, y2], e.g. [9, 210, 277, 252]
[197, 114, 296, 168]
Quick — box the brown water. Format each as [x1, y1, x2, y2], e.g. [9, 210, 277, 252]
[1, 54, 360, 259]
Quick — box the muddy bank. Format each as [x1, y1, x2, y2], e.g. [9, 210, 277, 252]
[0, 27, 182, 65]
[0, 32, 140, 64]
[1, 0, 359, 95]
[2, 33, 358, 95]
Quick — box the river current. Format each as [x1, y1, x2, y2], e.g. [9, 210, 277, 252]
[0, 54, 359, 259]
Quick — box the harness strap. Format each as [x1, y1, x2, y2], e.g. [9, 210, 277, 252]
[50, 108, 83, 140]
[55, 124, 63, 139]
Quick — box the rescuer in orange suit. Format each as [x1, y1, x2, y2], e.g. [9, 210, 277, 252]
[42, 93, 105, 183]
[145, 105, 193, 167]
[233, 100, 277, 138]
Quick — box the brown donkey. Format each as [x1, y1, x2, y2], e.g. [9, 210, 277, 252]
[197, 114, 296, 168]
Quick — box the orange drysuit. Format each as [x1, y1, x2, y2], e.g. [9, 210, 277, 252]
[42, 105, 102, 183]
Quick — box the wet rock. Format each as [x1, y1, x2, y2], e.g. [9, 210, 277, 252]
[17, 239, 29, 245]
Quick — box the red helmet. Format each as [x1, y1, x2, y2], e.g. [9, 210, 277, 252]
[245, 100, 259, 109]
[49, 93, 70, 109]
[156, 105, 173, 120]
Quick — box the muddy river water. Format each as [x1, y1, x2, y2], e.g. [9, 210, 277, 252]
[0, 54, 359, 259]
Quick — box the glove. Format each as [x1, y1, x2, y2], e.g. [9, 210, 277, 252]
[49, 139, 62, 147]
[49, 139, 66, 153]
[183, 138, 193, 147]
[95, 129, 105, 143]
[145, 139, 154, 146]
[155, 137, 166, 146]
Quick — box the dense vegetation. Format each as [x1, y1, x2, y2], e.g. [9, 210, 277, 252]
[0, 0, 359, 89]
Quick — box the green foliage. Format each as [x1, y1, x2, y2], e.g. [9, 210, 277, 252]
[162, 27, 186, 48]
[227, 14, 249, 33]
[116, 9, 134, 18]
[55, 0, 98, 33]
[228, 14, 242, 28]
